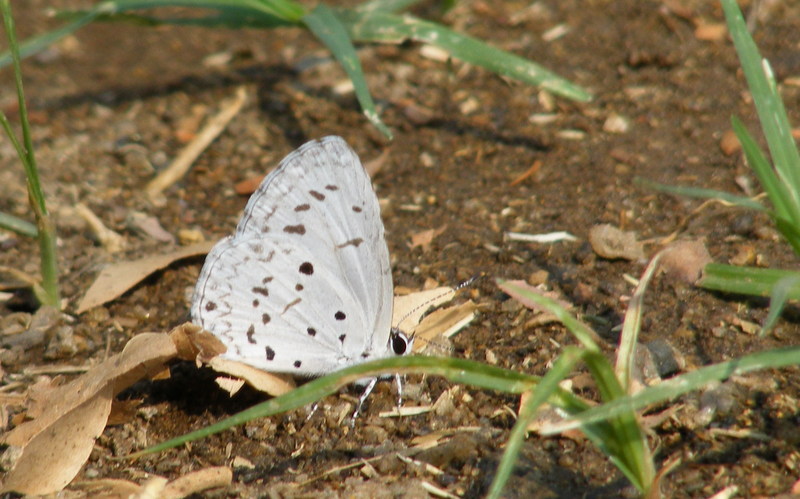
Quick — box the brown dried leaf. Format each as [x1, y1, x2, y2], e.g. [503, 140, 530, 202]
[170, 322, 227, 364]
[1, 383, 113, 495]
[392, 287, 456, 331]
[208, 357, 295, 397]
[409, 225, 447, 251]
[71, 478, 142, 497]
[77, 241, 215, 313]
[162, 466, 232, 499]
[588, 224, 645, 260]
[412, 301, 477, 352]
[4, 331, 178, 448]
[659, 239, 712, 284]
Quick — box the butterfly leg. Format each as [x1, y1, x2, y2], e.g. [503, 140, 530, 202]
[352, 377, 378, 420]
[394, 373, 404, 407]
[305, 402, 320, 422]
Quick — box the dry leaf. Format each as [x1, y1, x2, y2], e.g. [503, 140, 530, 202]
[1, 383, 113, 495]
[71, 478, 142, 498]
[412, 301, 477, 352]
[588, 224, 645, 260]
[659, 239, 712, 284]
[392, 287, 454, 330]
[170, 322, 227, 364]
[409, 225, 447, 251]
[208, 357, 295, 397]
[77, 241, 215, 313]
[162, 466, 232, 498]
[0, 328, 185, 494]
[5, 331, 177, 448]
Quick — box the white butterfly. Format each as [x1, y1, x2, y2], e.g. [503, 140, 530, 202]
[192, 136, 410, 381]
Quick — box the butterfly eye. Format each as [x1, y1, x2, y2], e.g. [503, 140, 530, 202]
[390, 329, 410, 355]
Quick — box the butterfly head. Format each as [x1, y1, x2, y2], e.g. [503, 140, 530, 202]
[389, 328, 413, 356]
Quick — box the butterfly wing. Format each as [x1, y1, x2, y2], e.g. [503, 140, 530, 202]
[192, 136, 394, 375]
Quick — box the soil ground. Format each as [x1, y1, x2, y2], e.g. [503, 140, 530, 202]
[2, 0, 800, 497]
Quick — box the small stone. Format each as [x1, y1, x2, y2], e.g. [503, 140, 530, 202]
[720, 129, 741, 155]
[603, 113, 630, 134]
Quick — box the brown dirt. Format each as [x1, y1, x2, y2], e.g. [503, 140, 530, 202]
[2, 0, 800, 497]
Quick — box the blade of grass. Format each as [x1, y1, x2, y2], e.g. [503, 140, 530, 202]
[487, 346, 584, 499]
[761, 274, 800, 335]
[0, 212, 37, 238]
[303, 4, 392, 138]
[615, 251, 663, 391]
[635, 177, 766, 212]
[0, 5, 105, 68]
[699, 263, 800, 298]
[731, 116, 794, 222]
[336, 9, 591, 102]
[56, 6, 296, 29]
[544, 344, 800, 433]
[1, 0, 60, 307]
[0, 0, 307, 67]
[722, 0, 800, 212]
[355, 0, 426, 14]
[127, 355, 541, 458]
[582, 349, 654, 492]
[496, 278, 654, 491]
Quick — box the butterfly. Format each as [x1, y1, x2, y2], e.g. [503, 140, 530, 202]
[191, 136, 411, 387]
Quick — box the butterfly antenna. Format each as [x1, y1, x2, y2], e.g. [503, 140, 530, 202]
[397, 274, 482, 336]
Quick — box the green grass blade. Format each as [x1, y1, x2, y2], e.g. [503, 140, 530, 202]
[56, 6, 296, 29]
[731, 116, 796, 224]
[0, 0, 308, 68]
[336, 9, 591, 102]
[773, 216, 800, 255]
[722, 0, 800, 215]
[616, 252, 662, 392]
[1, 0, 60, 307]
[699, 263, 800, 298]
[303, 4, 392, 138]
[356, 0, 426, 14]
[761, 274, 800, 335]
[128, 355, 540, 458]
[99, 0, 306, 21]
[582, 350, 653, 492]
[487, 347, 584, 499]
[0, 212, 37, 237]
[497, 278, 653, 491]
[0, 5, 103, 68]
[544, 345, 800, 433]
[636, 177, 766, 211]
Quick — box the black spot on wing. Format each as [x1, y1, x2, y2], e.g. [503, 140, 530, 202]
[246, 324, 256, 344]
[337, 238, 363, 249]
